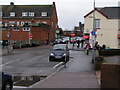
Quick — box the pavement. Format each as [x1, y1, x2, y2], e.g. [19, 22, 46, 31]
[29, 44, 100, 88]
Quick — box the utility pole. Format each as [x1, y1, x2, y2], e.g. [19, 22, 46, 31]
[92, 0, 96, 63]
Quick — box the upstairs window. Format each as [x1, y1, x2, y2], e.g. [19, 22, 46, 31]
[22, 12, 28, 17]
[41, 12, 47, 17]
[10, 12, 15, 17]
[42, 21, 47, 24]
[95, 19, 100, 28]
[23, 28, 30, 31]
[14, 28, 19, 31]
[0, 12, 2, 16]
[29, 12, 35, 17]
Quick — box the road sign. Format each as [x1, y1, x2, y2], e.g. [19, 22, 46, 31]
[29, 34, 33, 39]
[71, 33, 75, 37]
[91, 31, 96, 36]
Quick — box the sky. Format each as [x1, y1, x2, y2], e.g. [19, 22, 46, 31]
[1, 0, 119, 30]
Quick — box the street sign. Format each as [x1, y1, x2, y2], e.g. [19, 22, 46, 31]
[91, 31, 96, 36]
[29, 34, 33, 39]
[71, 33, 75, 37]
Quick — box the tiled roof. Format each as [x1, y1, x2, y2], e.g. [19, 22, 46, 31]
[84, 7, 120, 19]
[2, 4, 54, 18]
[99, 7, 120, 19]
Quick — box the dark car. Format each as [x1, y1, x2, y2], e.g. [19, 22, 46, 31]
[0, 72, 13, 90]
[49, 44, 69, 62]
[53, 39, 66, 45]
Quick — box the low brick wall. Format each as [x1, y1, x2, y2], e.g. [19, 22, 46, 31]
[101, 63, 120, 88]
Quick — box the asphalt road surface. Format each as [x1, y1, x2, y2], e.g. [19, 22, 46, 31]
[2, 45, 60, 76]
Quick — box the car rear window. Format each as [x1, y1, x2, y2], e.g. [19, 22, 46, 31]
[53, 45, 66, 50]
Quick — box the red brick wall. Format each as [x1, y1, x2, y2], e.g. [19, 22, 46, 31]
[2, 26, 50, 45]
[101, 63, 120, 88]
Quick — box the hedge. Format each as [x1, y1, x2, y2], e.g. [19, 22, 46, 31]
[98, 49, 120, 56]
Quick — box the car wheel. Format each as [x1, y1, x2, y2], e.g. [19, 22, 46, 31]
[4, 82, 12, 90]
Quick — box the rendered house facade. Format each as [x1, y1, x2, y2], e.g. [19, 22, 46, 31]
[84, 7, 120, 49]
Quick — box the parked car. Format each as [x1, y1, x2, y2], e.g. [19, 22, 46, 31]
[53, 39, 63, 45]
[62, 37, 69, 43]
[49, 44, 69, 62]
[0, 72, 13, 90]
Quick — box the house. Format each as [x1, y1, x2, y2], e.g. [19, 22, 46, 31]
[0, 2, 58, 47]
[84, 7, 120, 49]
[74, 22, 84, 37]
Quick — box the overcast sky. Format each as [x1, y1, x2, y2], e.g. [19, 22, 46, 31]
[1, 0, 119, 30]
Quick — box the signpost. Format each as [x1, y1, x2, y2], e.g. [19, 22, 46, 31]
[29, 34, 33, 40]
[71, 33, 75, 37]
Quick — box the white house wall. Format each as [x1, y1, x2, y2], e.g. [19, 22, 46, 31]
[84, 10, 119, 49]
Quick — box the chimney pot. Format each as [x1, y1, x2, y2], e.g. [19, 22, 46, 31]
[10, 2, 14, 5]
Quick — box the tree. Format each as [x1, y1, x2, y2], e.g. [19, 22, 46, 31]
[58, 28, 64, 36]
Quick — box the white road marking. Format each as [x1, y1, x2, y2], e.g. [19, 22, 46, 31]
[1, 60, 16, 66]
[53, 62, 64, 68]
[1, 59, 22, 66]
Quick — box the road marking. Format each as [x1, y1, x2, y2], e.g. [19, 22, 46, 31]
[1, 60, 16, 66]
[53, 62, 64, 68]
[1, 59, 21, 66]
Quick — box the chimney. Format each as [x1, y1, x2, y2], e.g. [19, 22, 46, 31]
[10, 2, 14, 5]
[53, 2, 55, 6]
[79, 22, 82, 28]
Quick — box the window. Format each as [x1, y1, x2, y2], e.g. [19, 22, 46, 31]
[14, 28, 19, 31]
[28, 21, 31, 25]
[0, 12, 2, 16]
[21, 21, 25, 25]
[42, 21, 47, 24]
[23, 28, 30, 31]
[95, 19, 100, 28]
[17, 22, 20, 25]
[22, 12, 28, 16]
[41, 12, 47, 17]
[10, 12, 15, 17]
[29, 12, 34, 16]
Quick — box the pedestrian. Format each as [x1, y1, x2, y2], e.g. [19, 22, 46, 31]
[76, 39, 80, 48]
[81, 39, 85, 48]
[85, 43, 91, 55]
[72, 42, 75, 48]
[102, 44, 106, 50]
[45, 39, 49, 45]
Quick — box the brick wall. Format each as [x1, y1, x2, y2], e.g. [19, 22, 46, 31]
[101, 63, 120, 88]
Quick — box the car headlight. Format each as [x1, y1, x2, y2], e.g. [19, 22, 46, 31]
[50, 53, 54, 56]
[63, 53, 66, 56]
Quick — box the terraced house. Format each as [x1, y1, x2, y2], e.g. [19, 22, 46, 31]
[84, 7, 120, 49]
[0, 2, 58, 48]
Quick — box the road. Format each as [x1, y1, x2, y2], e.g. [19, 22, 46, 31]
[2, 45, 60, 76]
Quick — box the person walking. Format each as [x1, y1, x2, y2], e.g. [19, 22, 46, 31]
[85, 43, 91, 55]
[81, 39, 85, 48]
[76, 39, 80, 48]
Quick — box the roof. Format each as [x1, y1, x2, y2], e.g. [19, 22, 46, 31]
[1, 3, 54, 18]
[84, 7, 120, 19]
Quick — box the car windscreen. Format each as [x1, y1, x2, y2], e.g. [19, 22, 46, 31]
[53, 45, 66, 50]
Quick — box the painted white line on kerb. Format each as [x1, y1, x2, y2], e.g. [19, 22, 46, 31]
[53, 62, 64, 68]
